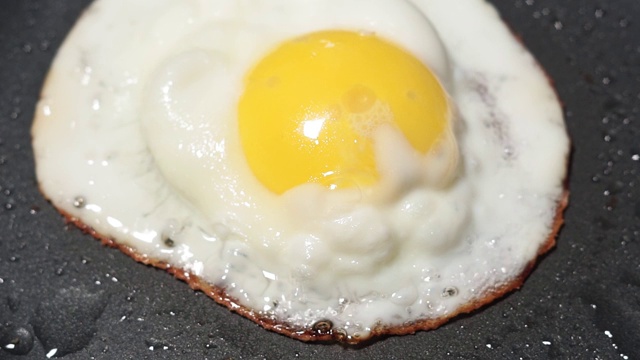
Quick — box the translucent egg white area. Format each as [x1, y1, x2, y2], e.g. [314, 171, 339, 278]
[32, 0, 569, 340]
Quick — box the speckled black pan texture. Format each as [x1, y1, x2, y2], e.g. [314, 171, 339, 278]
[1, 0, 639, 359]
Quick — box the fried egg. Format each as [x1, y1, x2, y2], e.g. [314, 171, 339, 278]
[32, 0, 570, 343]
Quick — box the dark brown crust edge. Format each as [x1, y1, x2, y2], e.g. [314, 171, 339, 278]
[51, 189, 568, 345]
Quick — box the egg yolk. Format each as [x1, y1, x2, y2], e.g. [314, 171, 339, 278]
[238, 30, 449, 194]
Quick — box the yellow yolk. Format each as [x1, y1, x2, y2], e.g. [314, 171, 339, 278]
[238, 30, 449, 194]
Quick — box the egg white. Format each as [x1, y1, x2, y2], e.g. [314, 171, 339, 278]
[32, 0, 569, 342]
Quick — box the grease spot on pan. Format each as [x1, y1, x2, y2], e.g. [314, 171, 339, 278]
[31, 286, 108, 357]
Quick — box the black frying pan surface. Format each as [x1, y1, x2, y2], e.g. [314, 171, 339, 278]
[1, 0, 639, 359]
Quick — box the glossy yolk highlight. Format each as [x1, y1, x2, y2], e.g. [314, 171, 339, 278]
[238, 30, 449, 194]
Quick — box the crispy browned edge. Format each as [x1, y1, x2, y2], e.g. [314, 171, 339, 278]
[48, 190, 568, 345]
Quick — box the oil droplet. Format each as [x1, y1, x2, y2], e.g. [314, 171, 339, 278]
[73, 196, 86, 208]
[40, 40, 51, 51]
[442, 287, 459, 298]
[7, 294, 21, 312]
[312, 320, 333, 334]
[145, 338, 173, 351]
[164, 238, 175, 248]
[10, 108, 21, 120]
[619, 18, 630, 28]
[0, 326, 35, 355]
